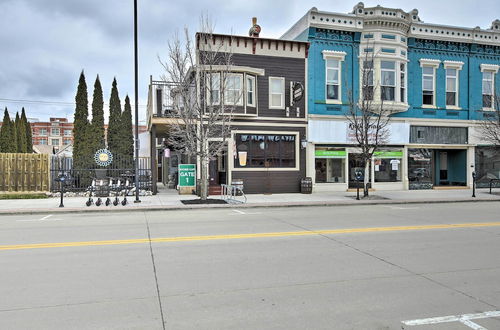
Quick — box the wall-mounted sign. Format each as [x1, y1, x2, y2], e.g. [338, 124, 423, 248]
[315, 150, 346, 158]
[94, 149, 113, 167]
[290, 81, 304, 106]
[178, 164, 196, 187]
[374, 151, 403, 158]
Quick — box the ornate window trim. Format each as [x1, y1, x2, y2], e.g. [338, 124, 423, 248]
[480, 64, 500, 73]
[322, 50, 347, 61]
[419, 58, 441, 68]
[443, 60, 464, 70]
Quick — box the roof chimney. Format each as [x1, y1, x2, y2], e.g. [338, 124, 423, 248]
[249, 17, 261, 37]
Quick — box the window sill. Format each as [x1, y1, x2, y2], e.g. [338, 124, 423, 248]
[325, 100, 342, 105]
[421, 104, 437, 109]
[481, 108, 496, 112]
[269, 106, 285, 110]
[446, 106, 462, 110]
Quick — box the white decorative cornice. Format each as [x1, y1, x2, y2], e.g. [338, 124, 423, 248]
[419, 58, 441, 68]
[443, 60, 464, 70]
[480, 64, 500, 73]
[322, 50, 347, 60]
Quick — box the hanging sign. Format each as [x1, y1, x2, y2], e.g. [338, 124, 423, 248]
[94, 149, 113, 167]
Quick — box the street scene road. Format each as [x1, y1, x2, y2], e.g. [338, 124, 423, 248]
[1, 202, 500, 329]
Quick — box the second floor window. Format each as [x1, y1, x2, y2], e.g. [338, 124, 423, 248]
[269, 77, 285, 109]
[51, 128, 60, 135]
[400, 63, 406, 103]
[482, 71, 494, 109]
[362, 61, 374, 101]
[446, 68, 458, 107]
[206, 73, 220, 106]
[64, 130, 72, 136]
[225, 73, 243, 106]
[246, 75, 256, 107]
[326, 59, 340, 100]
[39, 128, 47, 136]
[381, 61, 396, 101]
[422, 66, 435, 106]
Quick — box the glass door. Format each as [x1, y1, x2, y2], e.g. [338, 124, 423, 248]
[348, 153, 371, 188]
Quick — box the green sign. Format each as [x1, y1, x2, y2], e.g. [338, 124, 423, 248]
[374, 151, 403, 158]
[315, 150, 346, 158]
[179, 164, 196, 187]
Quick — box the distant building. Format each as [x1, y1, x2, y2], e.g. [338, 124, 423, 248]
[31, 118, 74, 150]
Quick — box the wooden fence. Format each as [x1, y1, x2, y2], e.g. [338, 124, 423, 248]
[0, 153, 50, 192]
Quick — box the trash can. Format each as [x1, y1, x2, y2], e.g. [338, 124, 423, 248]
[231, 179, 244, 196]
[300, 177, 313, 194]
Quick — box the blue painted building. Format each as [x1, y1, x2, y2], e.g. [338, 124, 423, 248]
[282, 3, 500, 191]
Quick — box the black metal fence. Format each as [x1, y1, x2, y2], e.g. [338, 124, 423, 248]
[50, 156, 151, 192]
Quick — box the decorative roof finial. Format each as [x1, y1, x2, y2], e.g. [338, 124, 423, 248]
[249, 17, 261, 37]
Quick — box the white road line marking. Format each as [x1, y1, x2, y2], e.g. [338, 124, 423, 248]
[460, 319, 487, 330]
[230, 210, 261, 215]
[384, 206, 419, 210]
[403, 311, 500, 329]
[39, 215, 53, 221]
[232, 210, 246, 215]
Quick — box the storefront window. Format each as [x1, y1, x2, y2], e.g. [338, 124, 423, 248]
[475, 146, 500, 187]
[374, 150, 402, 182]
[315, 148, 346, 183]
[408, 148, 433, 189]
[235, 134, 296, 168]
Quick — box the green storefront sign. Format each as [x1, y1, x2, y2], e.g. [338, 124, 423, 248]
[315, 150, 347, 158]
[374, 151, 403, 158]
[178, 164, 196, 187]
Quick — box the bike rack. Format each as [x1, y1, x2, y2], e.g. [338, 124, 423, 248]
[220, 184, 247, 204]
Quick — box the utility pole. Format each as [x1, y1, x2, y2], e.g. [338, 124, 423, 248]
[133, 0, 141, 203]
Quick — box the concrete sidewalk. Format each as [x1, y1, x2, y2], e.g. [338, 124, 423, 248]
[0, 186, 499, 215]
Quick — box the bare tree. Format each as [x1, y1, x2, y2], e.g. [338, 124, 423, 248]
[478, 91, 500, 146]
[160, 17, 239, 200]
[345, 50, 391, 197]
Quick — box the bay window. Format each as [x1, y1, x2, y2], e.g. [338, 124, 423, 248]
[246, 75, 256, 107]
[362, 61, 374, 101]
[381, 60, 396, 101]
[225, 73, 243, 106]
[400, 63, 406, 103]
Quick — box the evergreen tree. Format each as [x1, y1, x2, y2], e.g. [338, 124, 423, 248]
[121, 95, 134, 165]
[21, 108, 33, 153]
[0, 108, 16, 153]
[73, 71, 91, 169]
[15, 112, 27, 153]
[90, 75, 105, 153]
[11, 117, 18, 153]
[107, 78, 122, 159]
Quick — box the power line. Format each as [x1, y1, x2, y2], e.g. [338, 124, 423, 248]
[0, 97, 147, 108]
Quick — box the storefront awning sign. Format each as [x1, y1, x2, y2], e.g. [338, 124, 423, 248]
[315, 150, 346, 158]
[374, 151, 403, 158]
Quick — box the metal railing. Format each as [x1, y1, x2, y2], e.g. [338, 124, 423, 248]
[220, 184, 247, 204]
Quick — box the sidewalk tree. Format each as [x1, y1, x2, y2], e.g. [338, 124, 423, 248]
[160, 17, 237, 200]
[90, 75, 105, 153]
[345, 50, 391, 197]
[478, 91, 500, 145]
[73, 71, 92, 169]
[107, 78, 122, 159]
[120, 95, 134, 166]
[21, 108, 33, 153]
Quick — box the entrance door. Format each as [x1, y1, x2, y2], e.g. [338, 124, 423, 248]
[348, 154, 371, 188]
[434, 149, 467, 186]
[209, 158, 219, 186]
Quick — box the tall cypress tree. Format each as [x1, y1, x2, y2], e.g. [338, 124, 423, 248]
[21, 108, 33, 153]
[107, 78, 122, 159]
[121, 95, 134, 166]
[0, 108, 13, 152]
[90, 75, 105, 153]
[11, 116, 18, 153]
[15, 112, 27, 153]
[73, 71, 91, 169]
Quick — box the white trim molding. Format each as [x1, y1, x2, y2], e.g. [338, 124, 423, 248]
[322, 50, 347, 61]
[480, 63, 500, 73]
[419, 58, 441, 68]
[198, 65, 265, 76]
[443, 60, 464, 70]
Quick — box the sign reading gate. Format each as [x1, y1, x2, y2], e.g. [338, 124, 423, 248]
[178, 164, 196, 187]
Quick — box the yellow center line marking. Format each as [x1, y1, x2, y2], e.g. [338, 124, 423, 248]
[1, 221, 500, 251]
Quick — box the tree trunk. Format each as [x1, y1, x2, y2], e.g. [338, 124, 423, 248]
[200, 157, 209, 200]
[363, 160, 370, 197]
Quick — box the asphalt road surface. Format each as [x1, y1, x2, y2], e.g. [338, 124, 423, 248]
[1, 202, 500, 329]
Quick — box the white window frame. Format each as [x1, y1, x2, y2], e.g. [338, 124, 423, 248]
[420, 59, 441, 108]
[206, 72, 221, 106]
[246, 74, 256, 107]
[380, 60, 396, 102]
[269, 77, 285, 109]
[39, 128, 47, 136]
[224, 73, 243, 106]
[361, 60, 374, 101]
[443, 61, 464, 109]
[322, 50, 346, 104]
[51, 128, 60, 136]
[51, 139, 59, 146]
[325, 58, 340, 101]
[64, 129, 72, 136]
[445, 68, 458, 107]
[399, 62, 406, 103]
[480, 64, 499, 111]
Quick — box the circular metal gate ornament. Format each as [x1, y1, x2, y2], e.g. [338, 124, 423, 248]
[94, 149, 113, 167]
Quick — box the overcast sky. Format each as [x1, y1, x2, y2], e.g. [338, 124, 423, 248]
[0, 0, 498, 124]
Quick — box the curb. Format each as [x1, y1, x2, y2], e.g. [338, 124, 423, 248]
[0, 197, 498, 216]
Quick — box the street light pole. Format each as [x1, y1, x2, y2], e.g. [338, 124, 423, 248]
[133, 0, 141, 203]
